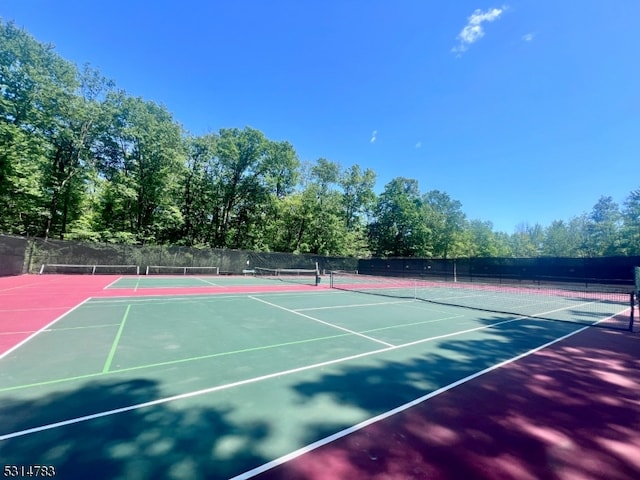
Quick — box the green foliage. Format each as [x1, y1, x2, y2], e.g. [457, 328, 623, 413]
[621, 190, 640, 254]
[510, 223, 544, 257]
[0, 121, 46, 233]
[341, 164, 376, 229]
[584, 196, 623, 256]
[422, 190, 466, 258]
[465, 220, 511, 257]
[370, 178, 431, 257]
[1, 21, 639, 259]
[0, 20, 78, 236]
[93, 92, 185, 242]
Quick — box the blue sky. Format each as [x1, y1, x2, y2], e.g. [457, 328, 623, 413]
[2, 1, 639, 233]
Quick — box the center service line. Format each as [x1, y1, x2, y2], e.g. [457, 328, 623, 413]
[102, 304, 131, 373]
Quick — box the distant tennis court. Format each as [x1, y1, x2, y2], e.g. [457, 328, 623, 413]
[0, 272, 638, 479]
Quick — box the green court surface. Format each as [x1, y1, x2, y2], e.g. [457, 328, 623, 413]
[0, 289, 629, 479]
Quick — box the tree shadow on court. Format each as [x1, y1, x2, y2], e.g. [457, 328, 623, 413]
[0, 379, 270, 480]
[258, 316, 640, 480]
[2, 315, 638, 480]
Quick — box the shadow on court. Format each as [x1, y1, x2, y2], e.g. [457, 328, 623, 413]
[257, 318, 640, 480]
[1, 315, 639, 479]
[0, 379, 270, 480]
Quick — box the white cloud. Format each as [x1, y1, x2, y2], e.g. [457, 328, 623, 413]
[415, 141, 422, 149]
[522, 32, 535, 42]
[370, 130, 377, 143]
[452, 6, 507, 56]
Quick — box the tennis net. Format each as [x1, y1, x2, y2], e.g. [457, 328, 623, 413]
[145, 266, 219, 275]
[254, 267, 320, 286]
[39, 264, 140, 275]
[330, 271, 633, 330]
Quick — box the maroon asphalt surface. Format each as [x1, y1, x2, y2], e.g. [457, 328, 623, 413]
[255, 320, 640, 480]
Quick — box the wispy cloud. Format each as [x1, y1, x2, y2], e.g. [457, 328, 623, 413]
[370, 130, 377, 143]
[415, 141, 422, 149]
[522, 32, 535, 42]
[452, 6, 507, 56]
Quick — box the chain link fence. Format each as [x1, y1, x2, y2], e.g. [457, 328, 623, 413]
[0, 235, 357, 276]
[0, 234, 29, 276]
[357, 256, 640, 287]
[2, 234, 636, 286]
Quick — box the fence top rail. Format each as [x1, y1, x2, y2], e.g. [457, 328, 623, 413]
[41, 264, 139, 267]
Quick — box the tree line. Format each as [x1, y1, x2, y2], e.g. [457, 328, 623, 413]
[1, 21, 639, 258]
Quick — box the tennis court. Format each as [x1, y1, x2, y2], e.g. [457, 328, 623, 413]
[0, 273, 638, 479]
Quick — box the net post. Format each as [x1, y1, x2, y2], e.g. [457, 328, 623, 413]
[630, 292, 635, 333]
[39, 264, 45, 275]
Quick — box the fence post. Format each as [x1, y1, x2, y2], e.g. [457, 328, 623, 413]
[630, 292, 635, 333]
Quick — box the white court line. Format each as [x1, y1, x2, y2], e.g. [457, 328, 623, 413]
[0, 297, 92, 361]
[295, 299, 415, 311]
[196, 277, 224, 287]
[0, 282, 43, 293]
[103, 277, 123, 290]
[0, 314, 526, 442]
[249, 296, 395, 348]
[46, 323, 122, 332]
[88, 289, 341, 304]
[0, 301, 625, 442]
[1, 301, 624, 442]
[0, 330, 40, 336]
[0, 306, 73, 312]
[85, 285, 328, 300]
[229, 323, 596, 480]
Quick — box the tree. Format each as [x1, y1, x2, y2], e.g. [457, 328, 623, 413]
[93, 92, 184, 243]
[42, 66, 114, 239]
[584, 196, 622, 256]
[340, 164, 376, 230]
[291, 158, 347, 255]
[0, 21, 78, 236]
[621, 189, 640, 255]
[180, 133, 218, 246]
[264, 141, 299, 200]
[510, 223, 544, 257]
[542, 218, 584, 257]
[369, 177, 429, 257]
[422, 190, 466, 258]
[466, 220, 512, 257]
